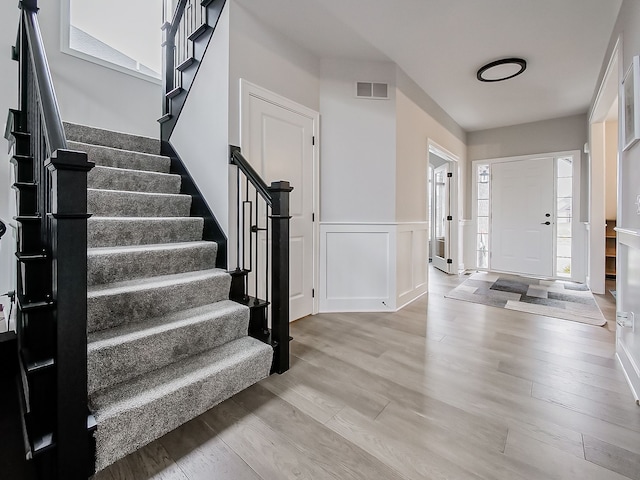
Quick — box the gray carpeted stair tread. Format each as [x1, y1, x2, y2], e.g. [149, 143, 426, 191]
[88, 217, 204, 248]
[87, 241, 217, 285]
[69, 122, 274, 473]
[87, 300, 250, 395]
[88, 188, 192, 217]
[64, 122, 160, 155]
[88, 166, 181, 194]
[90, 336, 272, 471]
[87, 269, 231, 333]
[68, 141, 170, 173]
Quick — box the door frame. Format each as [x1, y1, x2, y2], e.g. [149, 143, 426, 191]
[472, 150, 583, 281]
[239, 79, 320, 315]
[588, 37, 620, 295]
[428, 140, 459, 274]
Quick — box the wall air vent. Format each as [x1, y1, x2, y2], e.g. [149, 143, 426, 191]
[356, 82, 389, 99]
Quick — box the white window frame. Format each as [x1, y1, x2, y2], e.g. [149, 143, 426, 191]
[60, 0, 162, 84]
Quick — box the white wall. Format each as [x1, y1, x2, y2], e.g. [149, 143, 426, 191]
[320, 58, 397, 223]
[170, 3, 230, 238]
[9, 1, 162, 137]
[318, 59, 397, 311]
[228, 2, 320, 147]
[0, 3, 161, 138]
[467, 114, 588, 221]
[395, 80, 467, 298]
[593, 0, 640, 403]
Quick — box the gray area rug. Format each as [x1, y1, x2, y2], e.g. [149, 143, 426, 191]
[445, 272, 606, 326]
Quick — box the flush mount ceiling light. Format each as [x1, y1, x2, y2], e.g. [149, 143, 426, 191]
[477, 58, 527, 82]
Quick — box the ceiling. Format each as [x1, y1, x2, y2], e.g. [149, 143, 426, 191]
[236, 0, 623, 132]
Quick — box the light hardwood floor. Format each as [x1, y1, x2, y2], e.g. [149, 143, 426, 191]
[94, 268, 640, 480]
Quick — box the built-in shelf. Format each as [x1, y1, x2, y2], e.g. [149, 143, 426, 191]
[605, 219, 616, 278]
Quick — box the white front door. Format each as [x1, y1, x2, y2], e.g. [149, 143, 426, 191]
[432, 163, 452, 273]
[491, 157, 555, 277]
[246, 93, 315, 321]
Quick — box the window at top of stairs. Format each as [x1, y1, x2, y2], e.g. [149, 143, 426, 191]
[62, 0, 162, 83]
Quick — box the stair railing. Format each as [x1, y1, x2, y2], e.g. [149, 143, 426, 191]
[160, 0, 223, 139]
[229, 146, 292, 373]
[9, 1, 94, 477]
[161, 0, 189, 115]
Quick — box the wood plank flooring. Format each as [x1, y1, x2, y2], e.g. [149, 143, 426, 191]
[94, 268, 640, 480]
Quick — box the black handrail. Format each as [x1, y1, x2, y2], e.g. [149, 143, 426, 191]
[21, 4, 66, 152]
[229, 146, 273, 206]
[229, 146, 292, 374]
[168, 0, 189, 38]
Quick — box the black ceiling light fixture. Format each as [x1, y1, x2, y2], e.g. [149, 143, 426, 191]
[477, 57, 527, 82]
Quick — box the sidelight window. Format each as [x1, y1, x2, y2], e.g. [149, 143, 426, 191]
[476, 164, 490, 269]
[556, 157, 573, 277]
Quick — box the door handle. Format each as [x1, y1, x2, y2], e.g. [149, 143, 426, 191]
[0, 219, 6, 239]
[541, 221, 551, 225]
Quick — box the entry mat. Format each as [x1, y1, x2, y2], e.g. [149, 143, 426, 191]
[445, 272, 606, 326]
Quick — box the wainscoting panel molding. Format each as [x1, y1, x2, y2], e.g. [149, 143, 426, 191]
[320, 223, 428, 312]
[396, 223, 428, 309]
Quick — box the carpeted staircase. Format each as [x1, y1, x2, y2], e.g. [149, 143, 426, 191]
[63, 122, 273, 471]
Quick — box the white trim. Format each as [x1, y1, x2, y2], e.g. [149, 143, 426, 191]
[59, 0, 162, 85]
[320, 221, 426, 226]
[616, 227, 640, 238]
[239, 79, 320, 315]
[617, 351, 640, 405]
[396, 222, 429, 306]
[428, 139, 460, 274]
[590, 37, 622, 124]
[319, 222, 428, 313]
[589, 37, 621, 295]
[319, 223, 396, 312]
[474, 150, 580, 165]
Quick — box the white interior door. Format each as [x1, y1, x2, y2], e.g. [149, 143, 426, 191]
[491, 157, 554, 277]
[246, 94, 315, 321]
[432, 163, 452, 273]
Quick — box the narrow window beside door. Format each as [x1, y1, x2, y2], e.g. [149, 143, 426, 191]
[477, 164, 490, 269]
[556, 157, 573, 277]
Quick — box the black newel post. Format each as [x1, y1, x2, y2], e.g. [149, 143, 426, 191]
[45, 149, 94, 478]
[268, 181, 292, 374]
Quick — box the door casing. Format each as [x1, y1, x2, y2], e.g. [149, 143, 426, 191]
[428, 141, 460, 274]
[240, 79, 320, 318]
